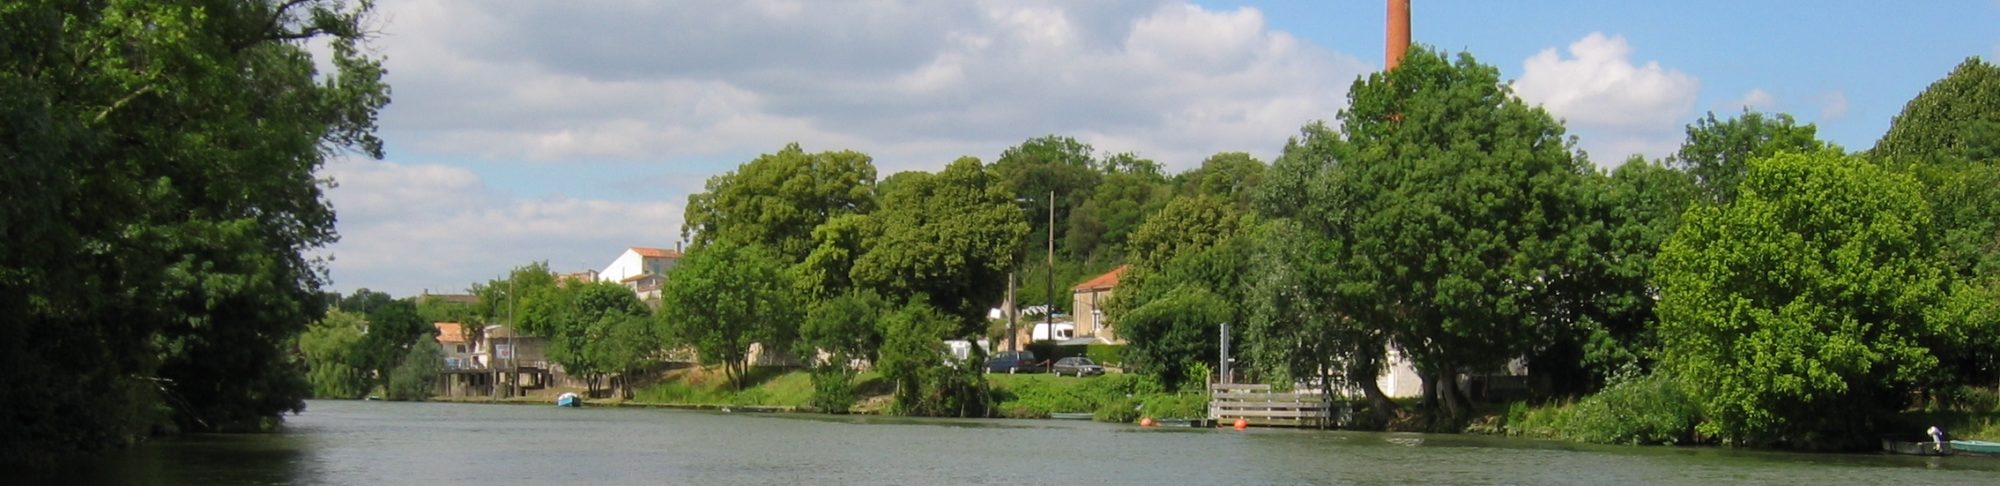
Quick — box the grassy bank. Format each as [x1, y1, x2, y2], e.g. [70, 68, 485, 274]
[611, 366, 1204, 422]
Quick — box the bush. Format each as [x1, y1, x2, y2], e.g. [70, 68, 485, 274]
[1139, 392, 1208, 419]
[386, 339, 442, 401]
[1086, 344, 1124, 368]
[1501, 372, 1702, 445]
[808, 365, 859, 414]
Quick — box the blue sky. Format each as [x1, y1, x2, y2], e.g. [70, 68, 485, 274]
[323, 0, 1999, 296]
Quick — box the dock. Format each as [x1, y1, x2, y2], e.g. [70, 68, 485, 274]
[1208, 382, 1333, 428]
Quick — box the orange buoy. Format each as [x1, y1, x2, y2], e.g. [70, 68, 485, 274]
[1140, 417, 1156, 427]
[1233, 418, 1248, 430]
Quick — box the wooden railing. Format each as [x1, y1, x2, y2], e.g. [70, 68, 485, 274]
[1208, 382, 1333, 428]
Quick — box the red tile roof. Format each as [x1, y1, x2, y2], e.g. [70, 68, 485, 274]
[1072, 265, 1128, 292]
[435, 322, 468, 344]
[633, 247, 682, 259]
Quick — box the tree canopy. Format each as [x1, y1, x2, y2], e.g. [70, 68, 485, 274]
[682, 143, 878, 263]
[659, 240, 800, 390]
[0, 0, 388, 457]
[1656, 150, 1957, 448]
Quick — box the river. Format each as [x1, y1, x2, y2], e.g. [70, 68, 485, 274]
[49, 399, 2000, 484]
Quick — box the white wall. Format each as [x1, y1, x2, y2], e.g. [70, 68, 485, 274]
[598, 249, 643, 283]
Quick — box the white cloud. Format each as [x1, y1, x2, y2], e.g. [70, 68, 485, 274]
[331, 1, 1373, 294]
[1816, 90, 1850, 121]
[1722, 88, 1778, 112]
[371, 0, 1366, 171]
[1513, 32, 1700, 162]
[320, 158, 682, 295]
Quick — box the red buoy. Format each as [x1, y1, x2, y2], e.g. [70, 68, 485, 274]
[1141, 417, 1156, 427]
[1233, 418, 1248, 430]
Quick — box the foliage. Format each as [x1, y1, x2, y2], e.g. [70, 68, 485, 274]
[1066, 169, 1170, 263]
[1655, 151, 1955, 449]
[1174, 152, 1267, 211]
[1115, 285, 1232, 389]
[1873, 57, 2000, 160]
[851, 157, 1029, 334]
[1240, 219, 1395, 413]
[526, 281, 657, 398]
[357, 297, 432, 393]
[1124, 195, 1241, 272]
[1311, 46, 1597, 424]
[659, 240, 800, 390]
[1670, 110, 1827, 203]
[808, 364, 860, 414]
[1085, 344, 1125, 368]
[299, 310, 371, 399]
[0, 0, 387, 455]
[990, 135, 1103, 261]
[386, 339, 443, 401]
[800, 290, 890, 362]
[1502, 371, 1704, 446]
[876, 299, 960, 415]
[682, 143, 878, 263]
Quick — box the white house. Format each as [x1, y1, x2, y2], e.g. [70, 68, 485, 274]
[599, 246, 681, 297]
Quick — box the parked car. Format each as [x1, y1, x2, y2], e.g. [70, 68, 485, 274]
[1051, 357, 1105, 377]
[984, 351, 1044, 374]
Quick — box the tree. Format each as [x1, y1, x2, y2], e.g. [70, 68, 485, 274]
[386, 339, 444, 401]
[299, 310, 371, 399]
[1670, 110, 1827, 203]
[800, 290, 891, 363]
[1655, 151, 1956, 449]
[358, 297, 433, 395]
[1175, 152, 1267, 211]
[989, 136, 1102, 260]
[659, 240, 800, 390]
[1316, 46, 1596, 424]
[1065, 169, 1170, 264]
[876, 298, 989, 417]
[541, 282, 652, 398]
[0, 0, 388, 456]
[1873, 58, 2000, 160]
[851, 157, 1029, 335]
[682, 143, 878, 263]
[1125, 195, 1241, 272]
[1240, 219, 1398, 423]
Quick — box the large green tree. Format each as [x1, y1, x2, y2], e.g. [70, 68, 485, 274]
[1873, 58, 2000, 160]
[659, 240, 800, 390]
[683, 143, 878, 263]
[0, 0, 387, 456]
[1316, 47, 1596, 423]
[1175, 152, 1267, 211]
[1671, 110, 1827, 203]
[299, 310, 371, 399]
[1655, 151, 1958, 449]
[851, 158, 1029, 335]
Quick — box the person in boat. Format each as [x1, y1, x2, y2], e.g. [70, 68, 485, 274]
[1928, 426, 1947, 453]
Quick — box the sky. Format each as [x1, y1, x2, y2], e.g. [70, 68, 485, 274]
[320, 0, 2000, 297]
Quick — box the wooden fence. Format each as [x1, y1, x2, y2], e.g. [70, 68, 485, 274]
[1208, 382, 1333, 428]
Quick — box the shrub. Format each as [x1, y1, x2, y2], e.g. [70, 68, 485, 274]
[1086, 344, 1125, 368]
[808, 365, 858, 414]
[386, 339, 442, 401]
[1553, 372, 1701, 445]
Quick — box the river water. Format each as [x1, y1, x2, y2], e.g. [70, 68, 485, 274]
[51, 399, 2000, 484]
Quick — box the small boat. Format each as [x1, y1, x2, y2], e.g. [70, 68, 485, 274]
[556, 392, 582, 408]
[1950, 440, 2000, 456]
[1882, 437, 1950, 456]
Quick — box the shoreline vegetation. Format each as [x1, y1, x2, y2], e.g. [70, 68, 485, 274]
[10, 1, 2000, 464]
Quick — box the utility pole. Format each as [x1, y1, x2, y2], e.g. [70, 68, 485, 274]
[1219, 321, 1231, 385]
[1044, 190, 1054, 363]
[1007, 272, 1017, 353]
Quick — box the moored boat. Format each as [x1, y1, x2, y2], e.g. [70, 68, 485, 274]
[1949, 439, 2000, 456]
[1881, 437, 1950, 456]
[556, 392, 582, 407]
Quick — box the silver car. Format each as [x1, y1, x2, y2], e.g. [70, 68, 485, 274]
[1052, 357, 1105, 377]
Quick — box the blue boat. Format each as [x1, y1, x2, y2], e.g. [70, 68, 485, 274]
[556, 392, 582, 408]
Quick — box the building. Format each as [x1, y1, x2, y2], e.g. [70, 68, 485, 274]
[1069, 265, 1127, 344]
[599, 246, 681, 299]
[434, 322, 475, 369]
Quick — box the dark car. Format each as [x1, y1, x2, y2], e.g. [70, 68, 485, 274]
[984, 351, 1043, 374]
[1051, 357, 1105, 377]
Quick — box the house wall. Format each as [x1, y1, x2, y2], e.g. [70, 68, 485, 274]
[599, 249, 644, 283]
[1376, 346, 1425, 399]
[1070, 289, 1119, 343]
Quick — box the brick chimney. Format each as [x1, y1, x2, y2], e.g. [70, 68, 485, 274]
[1386, 0, 1410, 70]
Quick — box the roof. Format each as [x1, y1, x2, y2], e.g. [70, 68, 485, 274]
[632, 247, 682, 259]
[1071, 265, 1128, 292]
[434, 322, 468, 344]
[621, 272, 663, 283]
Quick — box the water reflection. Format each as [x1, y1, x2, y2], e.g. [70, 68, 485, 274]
[56, 400, 2000, 485]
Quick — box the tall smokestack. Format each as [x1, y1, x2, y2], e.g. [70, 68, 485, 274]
[1386, 0, 1410, 70]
